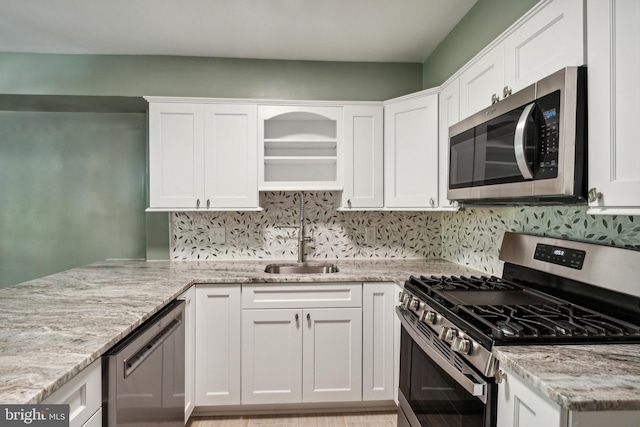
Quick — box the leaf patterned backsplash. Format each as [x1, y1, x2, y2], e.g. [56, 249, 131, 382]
[171, 194, 640, 274]
[170, 192, 441, 260]
[441, 206, 640, 275]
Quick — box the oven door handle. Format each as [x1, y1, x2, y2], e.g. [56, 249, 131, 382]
[396, 307, 488, 404]
[514, 102, 536, 180]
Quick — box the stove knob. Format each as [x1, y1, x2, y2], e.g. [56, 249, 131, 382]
[452, 337, 472, 355]
[424, 311, 437, 324]
[398, 292, 403, 303]
[438, 327, 457, 343]
[409, 298, 420, 310]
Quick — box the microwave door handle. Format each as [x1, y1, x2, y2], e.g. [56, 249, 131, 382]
[514, 102, 536, 180]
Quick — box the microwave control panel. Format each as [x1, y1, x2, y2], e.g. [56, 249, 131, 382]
[535, 90, 561, 179]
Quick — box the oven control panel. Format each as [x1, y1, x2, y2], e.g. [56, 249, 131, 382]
[534, 243, 586, 270]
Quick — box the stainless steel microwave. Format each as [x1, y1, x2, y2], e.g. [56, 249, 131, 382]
[448, 66, 587, 205]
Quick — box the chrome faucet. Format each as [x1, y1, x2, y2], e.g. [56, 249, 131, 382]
[277, 191, 312, 263]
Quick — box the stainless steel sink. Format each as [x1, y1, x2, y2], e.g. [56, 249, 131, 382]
[264, 263, 340, 274]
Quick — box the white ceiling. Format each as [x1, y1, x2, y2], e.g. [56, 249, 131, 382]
[0, 0, 477, 63]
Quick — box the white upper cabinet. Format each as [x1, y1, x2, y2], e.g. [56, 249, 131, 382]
[341, 104, 384, 209]
[587, 0, 640, 215]
[458, 0, 585, 120]
[459, 43, 506, 120]
[147, 99, 259, 211]
[437, 78, 460, 210]
[258, 105, 343, 191]
[504, 0, 585, 94]
[384, 91, 439, 209]
[148, 102, 205, 209]
[204, 104, 258, 209]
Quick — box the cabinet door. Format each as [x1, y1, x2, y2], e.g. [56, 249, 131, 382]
[178, 287, 195, 422]
[302, 308, 362, 403]
[438, 79, 460, 210]
[148, 103, 205, 209]
[342, 105, 384, 209]
[459, 44, 505, 119]
[504, 0, 585, 94]
[204, 104, 258, 209]
[43, 359, 102, 427]
[362, 283, 395, 401]
[194, 285, 241, 406]
[384, 93, 439, 208]
[242, 309, 303, 404]
[587, 0, 640, 214]
[496, 365, 563, 427]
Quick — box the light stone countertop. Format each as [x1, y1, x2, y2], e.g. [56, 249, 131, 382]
[0, 258, 476, 405]
[3, 258, 640, 413]
[493, 345, 640, 411]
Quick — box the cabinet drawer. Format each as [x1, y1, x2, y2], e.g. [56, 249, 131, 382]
[43, 359, 101, 427]
[242, 283, 362, 309]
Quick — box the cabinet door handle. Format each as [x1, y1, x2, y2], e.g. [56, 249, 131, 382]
[503, 86, 512, 98]
[347, 199, 352, 208]
[491, 93, 500, 104]
[295, 313, 299, 322]
[496, 369, 508, 384]
[429, 198, 435, 206]
[307, 313, 311, 322]
[196, 199, 201, 208]
[206, 199, 210, 208]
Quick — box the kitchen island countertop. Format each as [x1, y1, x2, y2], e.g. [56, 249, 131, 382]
[0, 258, 476, 405]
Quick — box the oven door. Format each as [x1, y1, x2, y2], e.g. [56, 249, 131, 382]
[397, 307, 497, 427]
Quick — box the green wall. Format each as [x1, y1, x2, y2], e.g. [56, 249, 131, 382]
[0, 112, 147, 287]
[0, 54, 422, 101]
[0, 53, 422, 288]
[422, 0, 538, 88]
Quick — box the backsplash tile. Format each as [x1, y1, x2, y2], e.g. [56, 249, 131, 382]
[171, 192, 441, 260]
[441, 206, 640, 275]
[170, 194, 640, 273]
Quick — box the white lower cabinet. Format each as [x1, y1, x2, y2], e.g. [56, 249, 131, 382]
[497, 365, 563, 427]
[42, 359, 102, 427]
[362, 283, 395, 401]
[302, 308, 362, 403]
[178, 287, 196, 422]
[194, 284, 241, 407]
[241, 283, 363, 405]
[497, 364, 640, 427]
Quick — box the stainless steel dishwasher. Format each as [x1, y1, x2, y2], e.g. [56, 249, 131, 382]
[103, 299, 185, 426]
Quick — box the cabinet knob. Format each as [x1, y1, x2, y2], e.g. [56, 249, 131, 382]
[503, 86, 512, 98]
[429, 198, 435, 206]
[588, 188, 602, 203]
[295, 313, 299, 322]
[196, 199, 201, 208]
[347, 199, 352, 208]
[307, 313, 311, 322]
[206, 199, 210, 208]
[491, 93, 500, 104]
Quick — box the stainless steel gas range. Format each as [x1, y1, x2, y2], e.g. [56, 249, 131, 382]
[396, 232, 640, 427]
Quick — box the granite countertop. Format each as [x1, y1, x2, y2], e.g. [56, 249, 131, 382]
[3, 259, 640, 413]
[0, 258, 476, 405]
[494, 345, 640, 411]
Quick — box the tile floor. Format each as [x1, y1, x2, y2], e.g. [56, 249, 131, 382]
[187, 411, 398, 427]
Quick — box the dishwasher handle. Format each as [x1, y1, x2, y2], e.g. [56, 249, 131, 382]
[123, 316, 182, 378]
